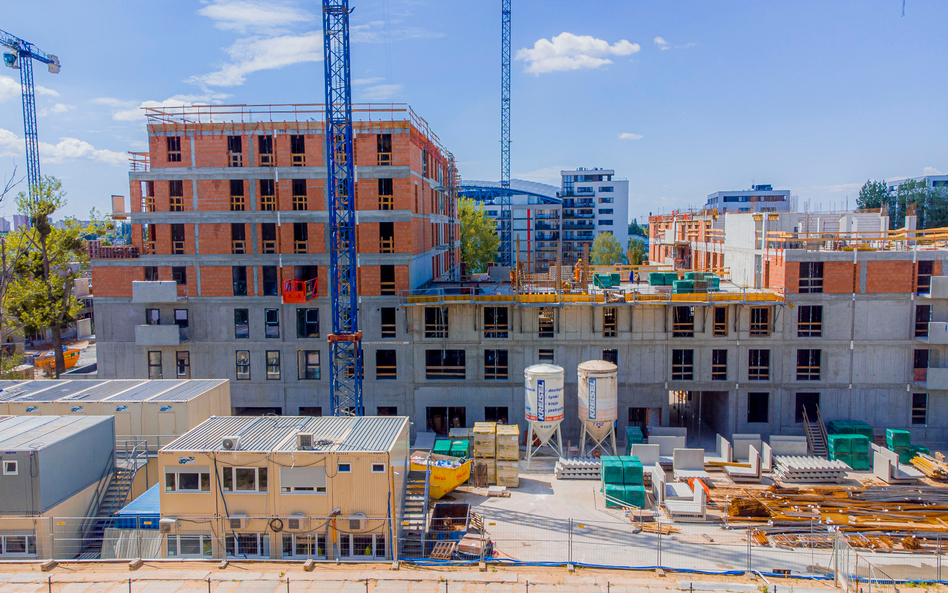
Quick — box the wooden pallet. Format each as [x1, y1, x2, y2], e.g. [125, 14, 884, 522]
[429, 541, 457, 560]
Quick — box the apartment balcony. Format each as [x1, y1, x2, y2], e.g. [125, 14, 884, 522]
[918, 323, 948, 344]
[135, 324, 188, 346]
[923, 276, 948, 299]
[283, 277, 318, 304]
[534, 222, 558, 230]
[132, 281, 184, 303]
[916, 367, 948, 390]
[563, 222, 594, 230]
[563, 199, 594, 208]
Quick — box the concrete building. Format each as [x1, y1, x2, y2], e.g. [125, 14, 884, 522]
[0, 415, 115, 558]
[704, 184, 791, 214]
[157, 415, 409, 560]
[560, 168, 629, 263]
[459, 179, 562, 272]
[91, 103, 459, 415]
[887, 174, 948, 192]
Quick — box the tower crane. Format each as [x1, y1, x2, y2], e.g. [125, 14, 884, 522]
[498, 0, 512, 267]
[322, 0, 363, 417]
[0, 29, 60, 200]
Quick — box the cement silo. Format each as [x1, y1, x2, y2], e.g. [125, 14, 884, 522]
[524, 364, 564, 468]
[577, 360, 618, 456]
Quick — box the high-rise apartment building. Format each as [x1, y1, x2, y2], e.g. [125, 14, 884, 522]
[91, 103, 459, 414]
[560, 168, 629, 263]
[704, 184, 791, 213]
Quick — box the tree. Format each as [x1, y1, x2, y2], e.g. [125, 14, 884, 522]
[628, 218, 647, 238]
[590, 232, 624, 265]
[856, 180, 889, 211]
[627, 238, 647, 265]
[459, 197, 499, 273]
[4, 176, 101, 377]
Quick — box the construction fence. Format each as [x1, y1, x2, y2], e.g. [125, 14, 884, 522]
[4, 513, 948, 585]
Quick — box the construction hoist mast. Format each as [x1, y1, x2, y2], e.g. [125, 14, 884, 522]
[322, 0, 363, 416]
[0, 29, 60, 200]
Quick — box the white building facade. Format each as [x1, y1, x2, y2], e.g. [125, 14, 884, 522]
[560, 168, 629, 263]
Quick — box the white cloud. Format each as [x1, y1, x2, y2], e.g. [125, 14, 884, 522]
[351, 20, 444, 43]
[353, 79, 402, 101]
[198, 0, 314, 34]
[653, 36, 670, 51]
[94, 93, 231, 121]
[190, 32, 323, 87]
[0, 75, 59, 102]
[619, 132, 643, 140]
[0, 127, 126, 166]
[924, 166, 944, 176]
[513, 165, 572, 186]
[38, 103, 75, 117]
[516, 32, 640, 74]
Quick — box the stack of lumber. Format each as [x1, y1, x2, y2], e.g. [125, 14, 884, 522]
[911, 453, 948, 480]
[773, 456, 850, 483]
[555, 457, 600, 479]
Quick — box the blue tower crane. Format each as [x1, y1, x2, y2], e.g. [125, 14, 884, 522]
[322, 0, 363, 417]
[499, 0, 512, 266]
[0, 30, 60, 200]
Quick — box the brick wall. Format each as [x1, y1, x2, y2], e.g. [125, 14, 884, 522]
[824, 261, 856, 293]
[91, 267, 142, 297]
[201, 266, 237, 297]
[866, 261, 914, 293]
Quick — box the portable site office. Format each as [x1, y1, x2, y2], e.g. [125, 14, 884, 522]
[157, 415, 410, 561]
[0, 379, 230, 448]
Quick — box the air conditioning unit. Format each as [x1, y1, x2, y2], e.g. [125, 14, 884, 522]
[228, 515, 248, 530]
[221, 435, 240, 451]
[286, 514, 309, 532]
[296, 432, 314, 450]
[348, 513, 367, 532]
[158, 518, 178, 534]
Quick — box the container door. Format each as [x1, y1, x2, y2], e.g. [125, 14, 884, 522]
[158, 412, 175, 448]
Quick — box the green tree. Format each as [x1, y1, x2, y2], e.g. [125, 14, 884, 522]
[628, 218, 647, 238]
[627, 238, 647, 265]
[4, 176, 101, 377]
[590, 232, 624, 265]
[856, 180, 889, 211]
[459, 197, 499, 273]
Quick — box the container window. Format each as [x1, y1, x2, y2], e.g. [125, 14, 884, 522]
[338, 463, 351, 473]
[2, 460, 17, 475]
[371, 463, 385, 473]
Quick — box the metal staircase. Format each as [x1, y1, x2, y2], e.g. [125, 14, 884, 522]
[399, 469, 430, 559]
[802, 406, 829, 458]
[78, 440, 149, 558]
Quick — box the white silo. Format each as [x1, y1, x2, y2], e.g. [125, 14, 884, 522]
[577, 360, 618, 456]
[524, 363, 565, 468]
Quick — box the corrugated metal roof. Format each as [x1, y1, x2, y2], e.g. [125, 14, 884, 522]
[0, 415, 113, 450]
[103, 380, 184, 402]
[13, 380, 102, 402]
[162, 415, 407, 453]
[65, 380, 145, 401]
[148, 379, 227, 402]
[0, 381, 54, 401]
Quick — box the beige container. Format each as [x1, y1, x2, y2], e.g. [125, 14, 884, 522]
[472, 422, 497, 458]
[495, 424, 520, 460]
[496, 460, 519, 488]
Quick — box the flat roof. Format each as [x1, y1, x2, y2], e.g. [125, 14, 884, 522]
[0, 379, 225, 404]
[0, 415, 113, 451]
[163, 416, 408, 454]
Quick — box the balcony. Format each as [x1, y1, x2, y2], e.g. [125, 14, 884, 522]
[919, 323, 948, 344]
[563, 222, 594, 230]
[87, 240, 140, 260]
[135, 324, 187, 346]
[132, 281, 182, 303]
[563, 199, 594, 208]
[915, 367, 948, 390]
[534, 222, 558, 230]
[926, 276, 948, 299]
[283, 277, 318, 304]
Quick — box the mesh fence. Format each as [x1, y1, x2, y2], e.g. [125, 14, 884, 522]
[2, 513, 947, 583]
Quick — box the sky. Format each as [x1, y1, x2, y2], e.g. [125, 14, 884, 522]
[0, 0, 945, 222]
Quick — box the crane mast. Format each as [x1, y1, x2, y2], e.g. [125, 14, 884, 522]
[322, 0, 364, 417]
[0, 29, 60, 200]
[499, 0, 512, 266]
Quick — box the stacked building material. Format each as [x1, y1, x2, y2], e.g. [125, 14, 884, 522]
[600, 455, 645, 508]
[555, 457, 601, 479]
[472, 422, 497, 486]
[626, 425, 644, 446]
[648, 272, 678, 286]
[494, 424, 519, 488]
[886, 429, 930, 464]
[910, 454, 948, 480]
[827, 419, 874, 439]
[827, 434, 870, 470]
[772, 456, 850, 483]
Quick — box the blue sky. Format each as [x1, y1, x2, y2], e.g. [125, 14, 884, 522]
[0, 0, 945, 222]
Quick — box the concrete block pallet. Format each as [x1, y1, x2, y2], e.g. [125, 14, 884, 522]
[773, 456, 850, 483]
[555, 457, 601, 479]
